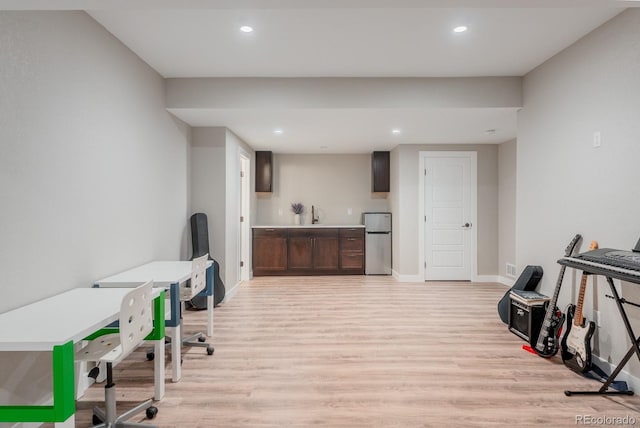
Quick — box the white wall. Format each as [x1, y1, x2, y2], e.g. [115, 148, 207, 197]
[224, 129, 255, 293]
[0, 10, 190, 414]
[518, 9, 640, 385]
[498, 139, 517, 281]
[390, 144, 499, 279]
[191, 127, 227, 269]
[255, 154, 390, 226]
[190, 127, 255, 297]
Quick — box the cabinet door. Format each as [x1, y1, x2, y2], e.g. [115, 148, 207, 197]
[253, 237, 287, 272]
[313, 237, 340, 270]
[372, 151, 390, 192]
[288, 237, 314, 270]
[255, 151, 273, 192]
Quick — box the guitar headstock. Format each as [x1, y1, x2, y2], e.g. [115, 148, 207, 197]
[565, 234, 583, 256]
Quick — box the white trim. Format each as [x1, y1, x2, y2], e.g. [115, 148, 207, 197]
[498, 276, 515, 287]
[418, 151, 478, 282]
[392, 269, 423, 282]
[473, 275, 501, 283]
[221, 280, 242, 303]
[592, 354, 640, 393]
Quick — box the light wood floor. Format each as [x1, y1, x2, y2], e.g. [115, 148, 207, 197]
[73, 276, 640, 427]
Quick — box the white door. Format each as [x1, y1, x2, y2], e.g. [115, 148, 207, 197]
[424, 154, 475, 280]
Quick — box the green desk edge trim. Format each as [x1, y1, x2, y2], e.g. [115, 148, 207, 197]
[0, 290, 165, 423]
[0, 340, 74, 422]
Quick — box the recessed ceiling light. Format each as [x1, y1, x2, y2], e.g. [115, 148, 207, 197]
[391, 129, 402, 135]
[453, 26, 468, 33]
[274, 128, 283, 134]
[240, 26, 254, 33]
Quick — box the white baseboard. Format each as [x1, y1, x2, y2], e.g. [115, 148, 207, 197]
[592, 354, 640, 393]
[473, 274, 500, 283]
[498, 276, 515, 287]
[221, 281, 241, 303]
[391, 270, 422, 282]
[392, 271, 510, 284]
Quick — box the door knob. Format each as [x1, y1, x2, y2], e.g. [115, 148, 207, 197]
[462, 222, 472, 228]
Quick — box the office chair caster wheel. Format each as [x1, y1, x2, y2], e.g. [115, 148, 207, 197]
[198, 336, 206, 342]
[92, 414, 103, 425]
[146, 351, 154, 361]
[207, 346, 214, 355]
[146, 406, 158, 419]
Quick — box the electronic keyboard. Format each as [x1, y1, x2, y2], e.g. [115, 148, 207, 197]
[559, 255, 640, 284]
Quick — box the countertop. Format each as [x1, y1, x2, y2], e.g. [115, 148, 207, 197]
[253, 224, 365, 229]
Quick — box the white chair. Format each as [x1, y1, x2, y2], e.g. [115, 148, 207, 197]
[76, 281, 158, 427]
[180, 254, 214, 355]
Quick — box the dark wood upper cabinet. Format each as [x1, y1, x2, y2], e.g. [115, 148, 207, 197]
[372, 151, 390, 192]
[255, 151, 273, 192]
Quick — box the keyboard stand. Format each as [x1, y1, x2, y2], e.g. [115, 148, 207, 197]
[558, 257, 640, 396]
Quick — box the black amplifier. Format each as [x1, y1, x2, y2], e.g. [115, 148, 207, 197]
[508, 291, 549, 345]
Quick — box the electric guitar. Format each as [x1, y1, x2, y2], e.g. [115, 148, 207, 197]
[561, 241, 598, 373]
[535, 234, 582, 358]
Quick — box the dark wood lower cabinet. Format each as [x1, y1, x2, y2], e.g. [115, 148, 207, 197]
[288, 236, 314, 270]
[253, 227, 364, 276]
[313, 236, 340, 270]
[252, 229, 287, 274]
[339, 228, 365, 273]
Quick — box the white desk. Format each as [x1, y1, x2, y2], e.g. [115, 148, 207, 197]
[0, 287, 165, 426]
[95, 260, 214, 382]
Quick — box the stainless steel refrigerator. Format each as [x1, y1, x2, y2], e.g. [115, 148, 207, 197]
[363, 212, 392, 275]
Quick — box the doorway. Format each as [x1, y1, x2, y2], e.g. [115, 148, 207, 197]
[419, 151, 477, 281]
[239, 153, 251, 282]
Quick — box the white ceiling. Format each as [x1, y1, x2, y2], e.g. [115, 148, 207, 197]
[1, 0, 631, 153]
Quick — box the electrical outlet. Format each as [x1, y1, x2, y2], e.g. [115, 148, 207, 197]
[595, 310, 602, 327]
[593, 131, 601, 148]
[278, 208, 283, 216]
[347, 208, 353, 215]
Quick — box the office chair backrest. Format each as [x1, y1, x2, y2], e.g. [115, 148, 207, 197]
[118, 281, 154, 357]
[190, 212, 226, 306]
[181, 254, 208, 300]
[191, 254, 208, 295]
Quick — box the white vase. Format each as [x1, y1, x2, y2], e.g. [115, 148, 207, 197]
[294, 213, 301, 225]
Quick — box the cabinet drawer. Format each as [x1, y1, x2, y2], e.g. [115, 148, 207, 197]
[340, 253, 364, 270]
[288, 228, 338, 238]
[341, 237, 364, 252]
[340, 228, 364, 238]
[253, 228, 287, 238]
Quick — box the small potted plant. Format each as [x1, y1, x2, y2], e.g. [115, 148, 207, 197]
[291, 202, 305, 225]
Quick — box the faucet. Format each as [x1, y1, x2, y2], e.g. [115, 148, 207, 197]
[312, 205, 319, 224]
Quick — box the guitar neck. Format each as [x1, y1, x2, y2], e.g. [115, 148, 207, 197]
[535, 265, 567, 349]
[574, 273, 589, 326]
[574, 241, 597, 327]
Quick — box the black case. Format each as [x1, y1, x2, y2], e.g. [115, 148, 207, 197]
[497, 265, 543, 324]
[190, 213, 225, 307]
